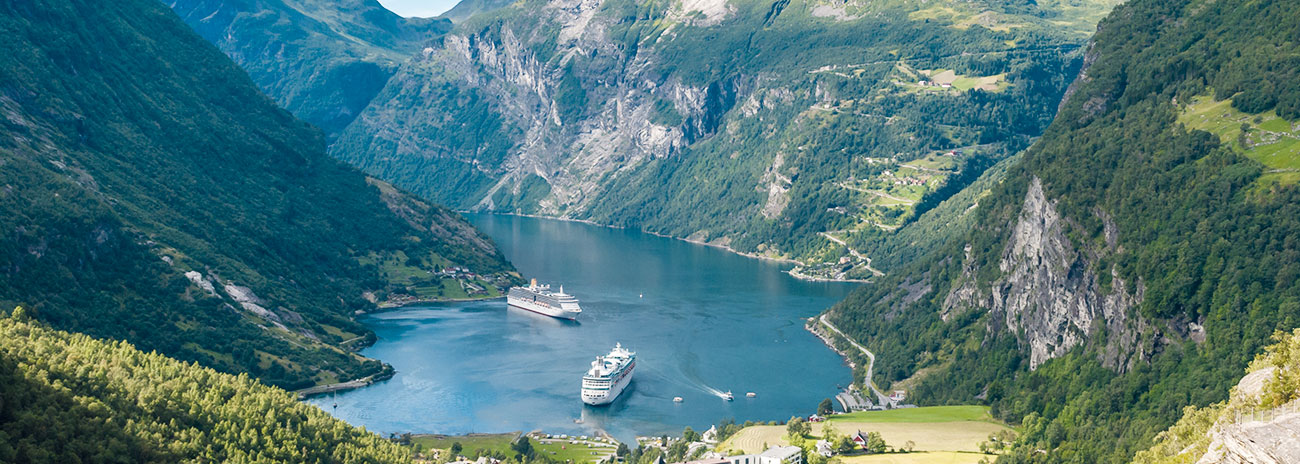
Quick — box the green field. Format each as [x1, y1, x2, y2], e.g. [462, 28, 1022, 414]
[411, 433, 617, 463]
[840, 451, 991, 464]
[1178, 94, 1300, 185]
[828, 405, 997, 423]
[360, 249, 503, 301]
[534, 439, 619, 463]
[719, 406, 1008, 459]
[412, 432, 521, 457]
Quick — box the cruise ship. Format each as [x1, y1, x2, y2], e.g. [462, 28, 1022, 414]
[581, 343, 635, 405]
[507, 279, 581, 320]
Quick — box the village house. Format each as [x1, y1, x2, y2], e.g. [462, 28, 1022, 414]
[851, 430, 871, 449]
[814, 440, 834, 457]
[724, 446, 803, 464]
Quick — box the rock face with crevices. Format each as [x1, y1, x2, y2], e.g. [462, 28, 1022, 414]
[328, 0, 1105, 267]
[335, 0, 735, 216]
[1197, 413, 1300, 464]
[943, 177, 1151, 371]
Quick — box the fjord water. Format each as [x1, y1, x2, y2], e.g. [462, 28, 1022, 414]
[312, 214, 857, 441]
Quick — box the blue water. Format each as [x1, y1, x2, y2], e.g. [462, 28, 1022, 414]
[310, 214, 857, 441]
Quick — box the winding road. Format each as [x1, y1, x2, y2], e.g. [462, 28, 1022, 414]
[820, 314, 895, 407]
[818, 232, 885, 276]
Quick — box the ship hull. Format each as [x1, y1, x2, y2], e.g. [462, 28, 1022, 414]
[508, 296, 579, 320]
[581, 364, 634, 406]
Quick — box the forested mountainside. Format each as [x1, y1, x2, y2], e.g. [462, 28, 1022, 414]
[0, 0, 517, 390]
[330, 0, 1120, 277]
[823, 0, 1300, 461]
[0, 308, 410, 463]
[166, 0, 451, 137]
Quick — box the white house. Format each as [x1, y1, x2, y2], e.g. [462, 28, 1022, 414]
[890, 390, 907, 403]
[702, 425, 719, 444]
[727, 446, 803, 464]
[814, 440, 834, 457]
[760, 446, 803, 464]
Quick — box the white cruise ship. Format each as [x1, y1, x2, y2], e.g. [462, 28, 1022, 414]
[507, 279, 581, 320]
[581, 343, 635, 405]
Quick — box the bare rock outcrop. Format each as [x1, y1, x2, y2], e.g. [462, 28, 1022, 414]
[945, 177, 1152, 371]
[1196, 413, 1300, 464]
[1196, 368, 1300, 464]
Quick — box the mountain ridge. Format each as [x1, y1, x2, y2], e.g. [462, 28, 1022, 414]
[330, 0, 1120, 279]
[0, 0, 517, 390]
[825, 0, 1300, 460]
[166, 0, 451, 137]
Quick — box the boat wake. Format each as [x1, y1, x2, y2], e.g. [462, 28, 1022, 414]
[698, 385, 731, 400]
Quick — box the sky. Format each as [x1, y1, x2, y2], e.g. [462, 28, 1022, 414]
[376, 0, 461, 17]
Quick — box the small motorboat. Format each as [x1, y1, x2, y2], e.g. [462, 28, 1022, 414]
[673, 397, 684, 403]
[746, 392, 757, 398]
[723, 391, 734, 401]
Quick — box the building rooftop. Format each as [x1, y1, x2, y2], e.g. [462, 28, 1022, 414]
[760, 446, 801, 460]
[670, 458, 730, 464]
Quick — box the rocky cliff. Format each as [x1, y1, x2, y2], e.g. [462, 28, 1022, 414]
[944, 177, 1152, 372]
[332, 0, 1116, 272]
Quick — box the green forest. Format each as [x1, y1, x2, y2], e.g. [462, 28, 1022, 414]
[0, 0, 517, 390]
[0, 308, 410, 463]
[828, 0, 1300, 461]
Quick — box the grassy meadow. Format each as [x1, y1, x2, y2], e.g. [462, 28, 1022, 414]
[718, 406, 1010, 463]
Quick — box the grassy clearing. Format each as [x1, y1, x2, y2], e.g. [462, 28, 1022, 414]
[891, 66, 1008, 95]
[411, 433, 616, 463]
[907, 7, 1021, 32]
[839, 451, 991, 464]
[906, 155, 960, 171]
[1178, 94, 1300, 185]
[534, 439, 618, 463]
[828, 405, 996, 423]
[360, 249, 502, 301]
[719, 426, 790, 454]
[360, 250, 452, 286]
[412, 433, 520, 456]
[718, 406, 1008, 457]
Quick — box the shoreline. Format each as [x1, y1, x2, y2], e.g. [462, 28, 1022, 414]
[787, 268, 873, 283]
[806, 316, 859, 370]
[294, 370, 394, 399]
[464, 211, 877, 277]
[371, 294, 506, 311]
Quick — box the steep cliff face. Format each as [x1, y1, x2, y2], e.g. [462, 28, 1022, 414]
[944, 178, 1151, 371]
[337, 0, 740, 214]
[334, 0, 1114, 270]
